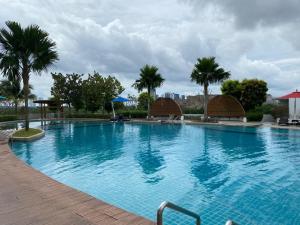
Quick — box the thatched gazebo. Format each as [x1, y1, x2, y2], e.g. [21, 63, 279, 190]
[33, 100, 66, 119]
[207, 95, 245, 118]
[150, 98, 182, 118]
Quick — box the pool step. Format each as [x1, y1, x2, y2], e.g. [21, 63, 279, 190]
[157, 201, 237, 225]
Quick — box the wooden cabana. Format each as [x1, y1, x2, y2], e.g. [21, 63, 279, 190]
[150, 98, 182, 117]
[208, 95, 245, 118]
[33, 100, 66, 119]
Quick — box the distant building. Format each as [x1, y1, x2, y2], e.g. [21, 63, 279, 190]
[264, 94, 278, 105]
[164, 92, 172, 98]
[163, 92, 180, 100]
[173, 93, 180, 100]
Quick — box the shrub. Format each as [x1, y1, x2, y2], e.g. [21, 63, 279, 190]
[116, 110, 147, 118]
[0, 107, 40, 115]
[183, 108, 204, 114]
[255, 104, 274, 114]
[0, 115, 18, 122]
[271, 105, 289, 118]
[246, 111, 263, 122]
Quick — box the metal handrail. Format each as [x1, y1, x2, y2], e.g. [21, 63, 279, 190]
[157, 201, 201, 225]
[225, 220, 238, 225]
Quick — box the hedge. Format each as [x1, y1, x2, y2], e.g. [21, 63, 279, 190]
[0, 115, 18, 122]
[66, 110, 148, 119]
[183, 108, 204, 114]
[116, 110, 147, 118]
[246, 111, 263, 122]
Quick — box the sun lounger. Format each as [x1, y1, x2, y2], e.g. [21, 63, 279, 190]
[110, 115, 130, 122]
[278, 117, 289, 126]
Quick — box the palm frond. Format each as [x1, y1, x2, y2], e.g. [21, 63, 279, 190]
[191, 57, 230, 86]
[133, 64, 164, 93]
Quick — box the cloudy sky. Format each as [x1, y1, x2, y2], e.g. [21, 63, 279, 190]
[1, 0, 300, 98]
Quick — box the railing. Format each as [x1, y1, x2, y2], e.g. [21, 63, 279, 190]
[157, 201, 238, 225]
[225, 220, 238, 225]
[157, 201, 201, 225]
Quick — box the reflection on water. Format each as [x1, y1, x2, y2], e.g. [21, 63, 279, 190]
[191, 129, 228, 193]
[205, 126, 268, 163]
[53, 122, 125, 165]
[134, 124, 182, 184]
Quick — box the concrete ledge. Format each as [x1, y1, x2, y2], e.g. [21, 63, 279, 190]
[0, 141, 154, 225]
[10, 128, 45, 142]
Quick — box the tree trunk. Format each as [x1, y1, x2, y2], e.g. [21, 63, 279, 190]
[23, 71, 30, 131]
[203, 84, 208, 121]
[147, 87, 151, 119]
[14, 100, 18, 115]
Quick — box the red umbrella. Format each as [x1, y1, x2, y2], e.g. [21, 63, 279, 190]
[279, 90, 300, 119]
[278, 90, 300, 99]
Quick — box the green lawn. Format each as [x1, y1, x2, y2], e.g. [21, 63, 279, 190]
[12, 128, 42, 138]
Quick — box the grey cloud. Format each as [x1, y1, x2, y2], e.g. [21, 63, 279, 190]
[1, 0, 300, 98]
[182, 0, 300, 28]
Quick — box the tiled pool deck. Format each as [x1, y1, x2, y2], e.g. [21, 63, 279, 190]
[0, 140, 154, 225]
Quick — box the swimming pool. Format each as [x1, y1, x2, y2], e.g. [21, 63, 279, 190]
[11, 121, 300, 224]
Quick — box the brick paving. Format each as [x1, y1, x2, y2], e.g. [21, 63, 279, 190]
[0, 140, 154, 225]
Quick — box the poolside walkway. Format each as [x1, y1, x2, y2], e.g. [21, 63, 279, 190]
[0, 140, 154, 225]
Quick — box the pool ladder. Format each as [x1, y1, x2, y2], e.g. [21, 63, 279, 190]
[157, 201, 237, 225]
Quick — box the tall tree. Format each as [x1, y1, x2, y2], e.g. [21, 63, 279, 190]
[132, 65, 164, 117]
[82, 72, 124, 112]
[137, 92, 154, 110]
[0, 21, 58, 130]
[191, 57, 230, 121]
[65, 73, 84, 111]
[51, 72, 67, 102]
[221, 80, 242, 100]
[0, 78, 35, 114]
[51, 73, 84, 111]
[220, 79, 268, 111]
[240, 79, 268, 111]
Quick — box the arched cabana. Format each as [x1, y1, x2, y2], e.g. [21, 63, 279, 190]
[208, 95, 245, 118]
[150, 98, 182, 118]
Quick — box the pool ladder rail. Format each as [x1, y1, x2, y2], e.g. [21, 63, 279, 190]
[157, 201, 237, 225]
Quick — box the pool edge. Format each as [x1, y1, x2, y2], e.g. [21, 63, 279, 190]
[0, 140, 155, 225]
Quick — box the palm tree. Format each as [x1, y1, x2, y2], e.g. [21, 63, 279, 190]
[191, 57, 230, 121]
[0, 21, 58, 130]
[132, 65, 164, 117]
[0, 78, 36, 114]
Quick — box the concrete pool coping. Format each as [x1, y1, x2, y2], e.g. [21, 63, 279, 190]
[2, 117, 300, 130]
[0, 140, 155, 225]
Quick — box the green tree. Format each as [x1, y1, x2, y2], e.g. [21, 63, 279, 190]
[0, 78, 35, 114]
[51, 73, 84, 111]
[0, 21, 58, 130]
[132, 65, 164, 117]
[82, 75, 104, 112]
[137, 92, 154, 110]
[65, 73, 84, 111]
[103, 75, 124, 105]
[240, 79, 268, 111]
[51, 72, 67, 102]
[82, 72, 124, 112]
[221, 80, 242, 100]
[191, 57, 230, 121]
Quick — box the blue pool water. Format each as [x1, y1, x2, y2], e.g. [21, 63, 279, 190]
[11, 121, 300, 224]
